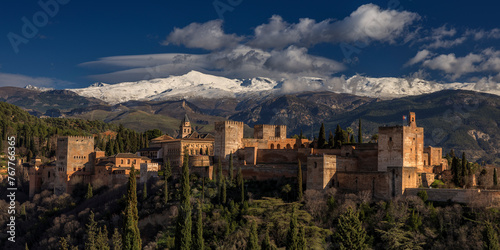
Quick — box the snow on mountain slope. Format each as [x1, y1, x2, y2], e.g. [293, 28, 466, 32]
[68, 71, 278, 104]
[67, 71, 500, 104]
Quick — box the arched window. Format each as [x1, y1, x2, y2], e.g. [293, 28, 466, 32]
[127, 159, 130, 164]
[277, 144, 281, 149]
[286, 144, 291, 149]
[270, 144, 275, 149]
[200, 148, 203, 155]
[121, 159, 124, 164]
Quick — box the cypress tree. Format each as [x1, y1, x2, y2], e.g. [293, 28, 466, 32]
[247, 221, 259, 250]
[297, 226, 306, 250]
[164, 159, 172, 180]
[164, 171, 169, 205]
[494, 168, 498, 186]
[229, 152, 234, 184]
[85, 211, 98, 250]
[461, 152, 467, 186]
[261, 226, 274, 250]
[299, 129, 303, 139]
[221, 177, 227, 205]
[142, 182, 147, 202]
[328, 131, 334, 149]
[317, 123, 327, 149]
[335, 207, 368, 250]
[85, 183, 93, 200]
[484, 221, 500, 250]
[451, 157, 461, 187]
[97, 226, 110, 250]
[174, 149, 192, 250]
[237, 166, 244, 203]
[286, 206, 298, 250]
[334, 124, 343, 149]
[358, 118, 363, 143]
[123, 165, 141, 250]
[193, 201, 204, 250]
[112, 228, 122, 250]
[297, 160, 303, 201]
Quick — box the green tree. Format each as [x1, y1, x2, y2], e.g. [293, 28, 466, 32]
[85, 183, 93, 200]
[335, 208, 369, 250]
[174, 149, 192, 250]
[346, 127, 354, 143]
[112, 228, 122, 250]
[358, 118, 363, 143]
[494, 168, 498, 187]
[163, 159, 172, 179]
[297, 226, 306, 250]
[417, 190, 428, 203]
[229, 152, 234, 184]
[59, 235, 70, 250]
[407, 210, 422, 232]
[193, 201, 204, 250]
[317, 123, 327, 149]
[97, 226, 110, 250]
[261, 226, 275, 250]
[297, 160, 303, 201]
[461, 152, 468, 186]
[328, 131, 334, 149]
[484, 221, 500, 250]
[122, 165, 141, 250]
[247, 221, 259, 250]
[237, 166, 244, 203]
[221, 177, 227, 205]
[286, 205, 298, 250]
[164, 172, 169, 205]
[451, 157, 461, 187]
[85, 211, 98, 250]
[142, 182, 147, 202]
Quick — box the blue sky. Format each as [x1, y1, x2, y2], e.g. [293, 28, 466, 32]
[1, 0, 500, 89]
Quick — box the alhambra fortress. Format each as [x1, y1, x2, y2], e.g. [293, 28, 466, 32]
[27, 113, 500, 203]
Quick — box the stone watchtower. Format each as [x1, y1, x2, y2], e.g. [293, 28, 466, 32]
[54, 136, 94, 194]
[179, 114, 192, 138]
[214, 121, 244, 162]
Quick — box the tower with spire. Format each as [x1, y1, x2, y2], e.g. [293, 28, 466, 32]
[179, 114, 192, 138]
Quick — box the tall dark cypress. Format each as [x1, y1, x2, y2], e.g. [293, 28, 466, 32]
[123, 165, 141, 250]
[247, 221, 259, 250]
[237, 166, 244, 204]
[461, 152, 467, 186]
[317, 123, 327, 149]
[297, 160, 303, 201]
[286, 206, 298, 250]
[174, 149, 192, 250]
[193, 201, 204, 250]
[494, 168, 498, 186]
[229, 152, 234, 184]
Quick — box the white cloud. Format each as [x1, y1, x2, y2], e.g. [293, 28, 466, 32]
[405, 49, 432, 66]
[421, 25, 467, 49]
[80, 45, 345, 83]
[418, 48, 500, 80]
[467, 28, 500, 40]
[0, 72, 74, 88]
[162, 20, 242, 50]
[248, 4, 419, 49]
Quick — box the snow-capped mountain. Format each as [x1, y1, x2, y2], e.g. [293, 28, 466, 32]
[25, 85, 54, 92]
[66, 71, 500, 104]
[68, 71, 279, 104]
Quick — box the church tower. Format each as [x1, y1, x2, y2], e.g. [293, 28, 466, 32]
[179, 114, 192, 138]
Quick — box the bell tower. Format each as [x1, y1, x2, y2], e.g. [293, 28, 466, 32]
[179, 114, 192, 138]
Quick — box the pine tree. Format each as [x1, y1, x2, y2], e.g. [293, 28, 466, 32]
[335, 208, 369, 250]
[174, 149, 192, 250]
[494, 168, 498, 187]
[317, 123, 327, 149]
[484, 221, 500, 250]
[85, 211, 98, 250]
[247, 221, 259, 250]
[193, 201, 204, 250]
[97, 226, 110, 250]
[358, 118, 363, 143]
[297, 160, 303, 201]
[229, 152, 234, 184]
[163, 159, 172, 180]
[286, 206, 298, 250]
[261, 226, 273, 250]
[122, 165, 141, 250]
[85, 183, 93, 200]
[297, 226, 306, 250]
[142, 182, 147, 202]
[112, 228, 122, 250]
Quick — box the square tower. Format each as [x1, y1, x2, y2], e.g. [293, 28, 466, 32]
[214, 121, 244, 162]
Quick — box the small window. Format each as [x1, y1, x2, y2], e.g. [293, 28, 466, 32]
[389, 137, 392, 141]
